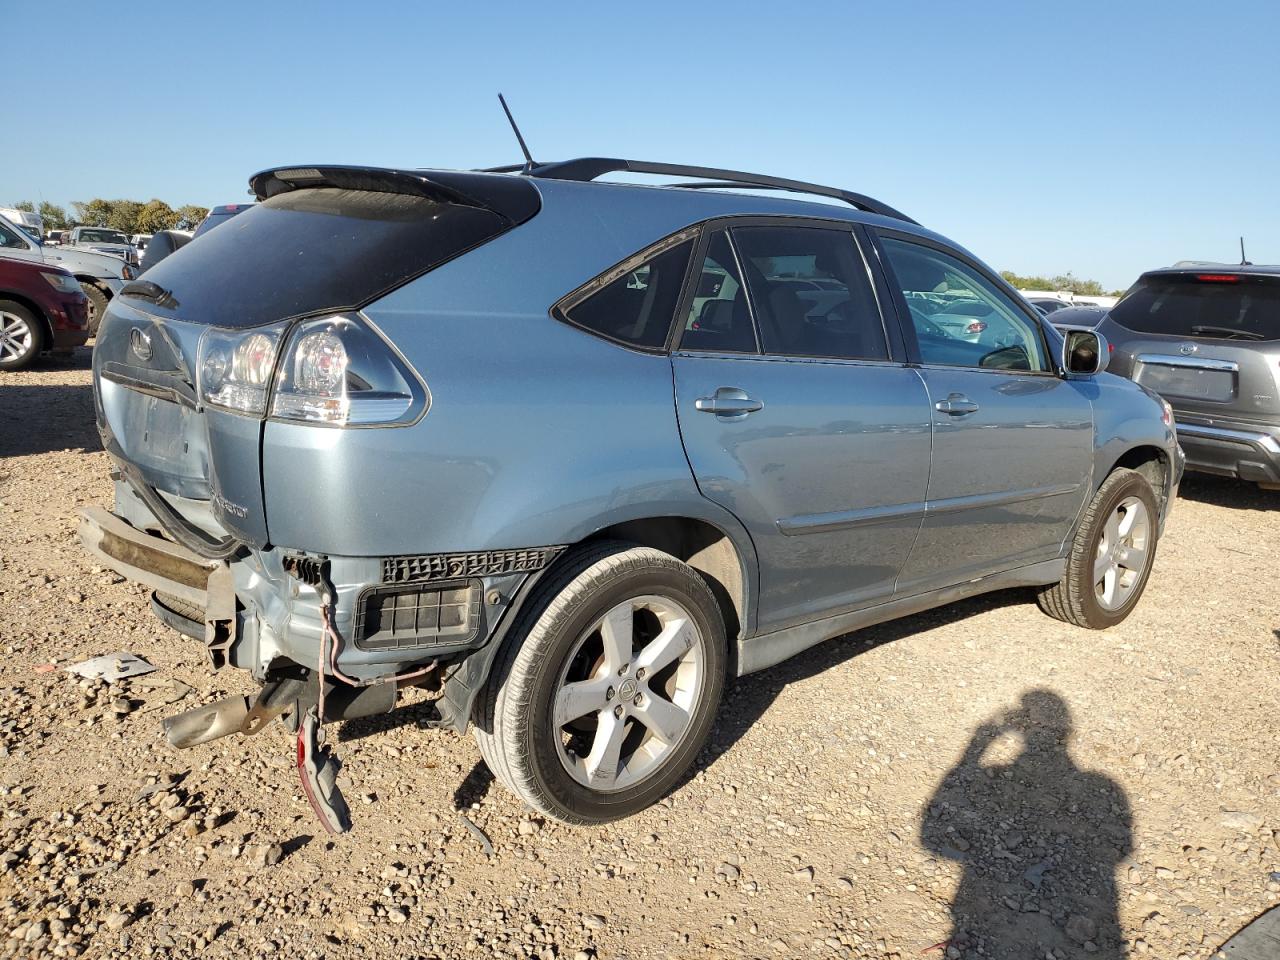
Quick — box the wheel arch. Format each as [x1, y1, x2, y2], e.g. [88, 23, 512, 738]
[1101, 443, 1172, 507]
[583, 515, 754, 649]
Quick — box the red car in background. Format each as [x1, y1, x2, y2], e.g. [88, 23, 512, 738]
[0, 255, 90, 371]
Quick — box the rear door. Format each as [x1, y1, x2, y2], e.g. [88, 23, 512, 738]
[673, 221, 933, 633]
[874, 231, 1094, 593]
[1102, 271, 1280, 425]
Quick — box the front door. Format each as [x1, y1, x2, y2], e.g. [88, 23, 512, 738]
[673, 224, 933, 632]
[874, 232, 1094, 593]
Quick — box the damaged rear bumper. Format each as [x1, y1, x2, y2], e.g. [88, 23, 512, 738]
[78, 504, 237, 661]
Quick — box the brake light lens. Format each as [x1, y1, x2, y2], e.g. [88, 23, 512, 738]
[966, 320, 987, 334]
[196, 315, 426, 425]
[198, 323, 286, 416]
[270, 315, 427, 426]
[1195, 274, 1240, 283]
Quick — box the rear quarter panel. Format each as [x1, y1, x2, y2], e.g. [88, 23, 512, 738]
[260, 181, 758, 567]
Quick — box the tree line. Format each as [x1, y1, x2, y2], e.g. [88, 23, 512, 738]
[8, 198, 211, 235]
[1000, 270, 1124, 298]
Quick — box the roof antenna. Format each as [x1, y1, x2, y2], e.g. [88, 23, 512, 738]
[1240, 236, 1251, 266]
[498, 93, 536, 173]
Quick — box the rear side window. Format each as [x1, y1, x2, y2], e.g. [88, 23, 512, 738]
[732, 226, 888, 361]
[1110, 274, 1280, 341]
[560, 235, 695, 350]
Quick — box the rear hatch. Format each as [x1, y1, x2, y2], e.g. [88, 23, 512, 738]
[1103, 270, 1280, 424]
[92, 165, 540, 550]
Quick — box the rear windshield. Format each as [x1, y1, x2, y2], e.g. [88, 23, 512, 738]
[134, 187, 511, 328]
[79, 229, 128, 244]
[193, 210, 245, 238]
[1110, 273, 1280, 341]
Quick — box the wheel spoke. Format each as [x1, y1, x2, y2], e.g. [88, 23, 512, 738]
[1117, 502, 1143, 539]
[1100, 565, 1117, 605]
[598, 602, 633, 673]
[632, 692, 690, 746]
[553, 677, 611, 727]
[583, 709, 627, 786]
[1103, 511, 1122, 548]
[1118, 544, 1147, 573]
[1093, 546, 1112, 584]
[634, 617, 695, 675]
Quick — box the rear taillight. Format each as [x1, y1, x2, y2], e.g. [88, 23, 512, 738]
[270, 315, 427, 427]
[1196, 274, 1240, 283]
[196, 314, 426, 426]
[966, 320, 987, 334]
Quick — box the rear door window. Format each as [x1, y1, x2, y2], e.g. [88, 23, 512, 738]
[1109, 274, 1280, 341]
[679, 230, 758, 353]
[559, 234, 695, 350]
[732, 226, 888, 361]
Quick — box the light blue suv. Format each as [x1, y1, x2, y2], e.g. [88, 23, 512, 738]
[79, 158, 1182, 829]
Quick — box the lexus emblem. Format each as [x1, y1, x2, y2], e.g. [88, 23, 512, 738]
[1179, 342, 1198, 356]
[129, 327, 153, 361]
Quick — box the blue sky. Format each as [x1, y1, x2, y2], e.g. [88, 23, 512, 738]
[6, 0, 1277, 289]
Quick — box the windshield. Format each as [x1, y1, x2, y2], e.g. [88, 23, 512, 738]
[79, 229, 129, 244]
[1110, 273, 1280, 341]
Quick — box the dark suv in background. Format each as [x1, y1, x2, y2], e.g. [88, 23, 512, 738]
[1102, 265, 1280, 489]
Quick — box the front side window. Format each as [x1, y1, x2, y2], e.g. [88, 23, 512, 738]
[0, 221, 27, 249]
[560, 236, 695, 350]
[732, 226, 888, 361]
[880, 236, 1048, 371]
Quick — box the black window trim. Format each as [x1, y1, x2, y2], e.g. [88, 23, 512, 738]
[550, 225, 702, 355]
[673, 214, 907, 367]
[870, 227, 1060, 377]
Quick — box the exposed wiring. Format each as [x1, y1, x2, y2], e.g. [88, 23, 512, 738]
[319, 597, 436, 691]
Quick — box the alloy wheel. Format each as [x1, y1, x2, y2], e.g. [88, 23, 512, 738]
[0, 310, 34, 363]
[1093, 496, 1151, 611]
[553, 595, 704, 792]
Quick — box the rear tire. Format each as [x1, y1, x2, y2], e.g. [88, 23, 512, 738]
[474, 542, 726, 824]
[0, 301, 44, 371]
[80, 282, 108, 337]
[1037, 468, 1160, 628]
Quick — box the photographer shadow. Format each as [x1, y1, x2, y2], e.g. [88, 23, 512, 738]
[920, 690, 1132, 959]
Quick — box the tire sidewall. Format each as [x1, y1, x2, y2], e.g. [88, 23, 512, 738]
[80, 283, 108, 337]
[515, 556, 726, 822]
[1074, 472, 1160, 627]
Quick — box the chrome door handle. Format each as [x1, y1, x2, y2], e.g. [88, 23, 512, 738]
[695, 387, 764, 419]
[935, 394, 979, 416]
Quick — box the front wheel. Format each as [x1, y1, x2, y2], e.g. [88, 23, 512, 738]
[474, 543, 726, 824]
[1037, 468, 1160, 628]
[80, 282, 108, 336]
[0, 301, 44, 371]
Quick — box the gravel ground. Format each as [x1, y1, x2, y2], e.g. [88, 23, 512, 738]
[1, 351, 1277, 960]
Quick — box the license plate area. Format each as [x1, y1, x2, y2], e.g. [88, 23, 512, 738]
[1136, 361, 1236, 402]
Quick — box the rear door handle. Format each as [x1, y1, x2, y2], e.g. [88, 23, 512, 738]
[695, 387, 764, 420]
[935, 393, 979, 416]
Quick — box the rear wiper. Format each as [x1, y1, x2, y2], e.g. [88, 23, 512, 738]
[120, 279, 178, 309]
[1189, 324, 1265, 341]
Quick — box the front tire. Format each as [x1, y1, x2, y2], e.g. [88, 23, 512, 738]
[0, 301, 44, 371]
[80, 282, 108, 336]
[474, 542, 727, 824]
[1037, 468, 1160, 628]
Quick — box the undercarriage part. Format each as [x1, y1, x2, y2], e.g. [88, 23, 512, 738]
[296, 707, 352, 834]
[163, 694, 251, 749]
[241, 677, 307, 736]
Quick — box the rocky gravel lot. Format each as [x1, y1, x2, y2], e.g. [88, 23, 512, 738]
[1, 351, 1277, 960]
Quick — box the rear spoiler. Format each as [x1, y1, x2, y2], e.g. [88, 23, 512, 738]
[248, 165, 541, 225]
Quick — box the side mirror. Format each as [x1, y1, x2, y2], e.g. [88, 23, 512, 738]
[1060, 327, 1109, 376]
